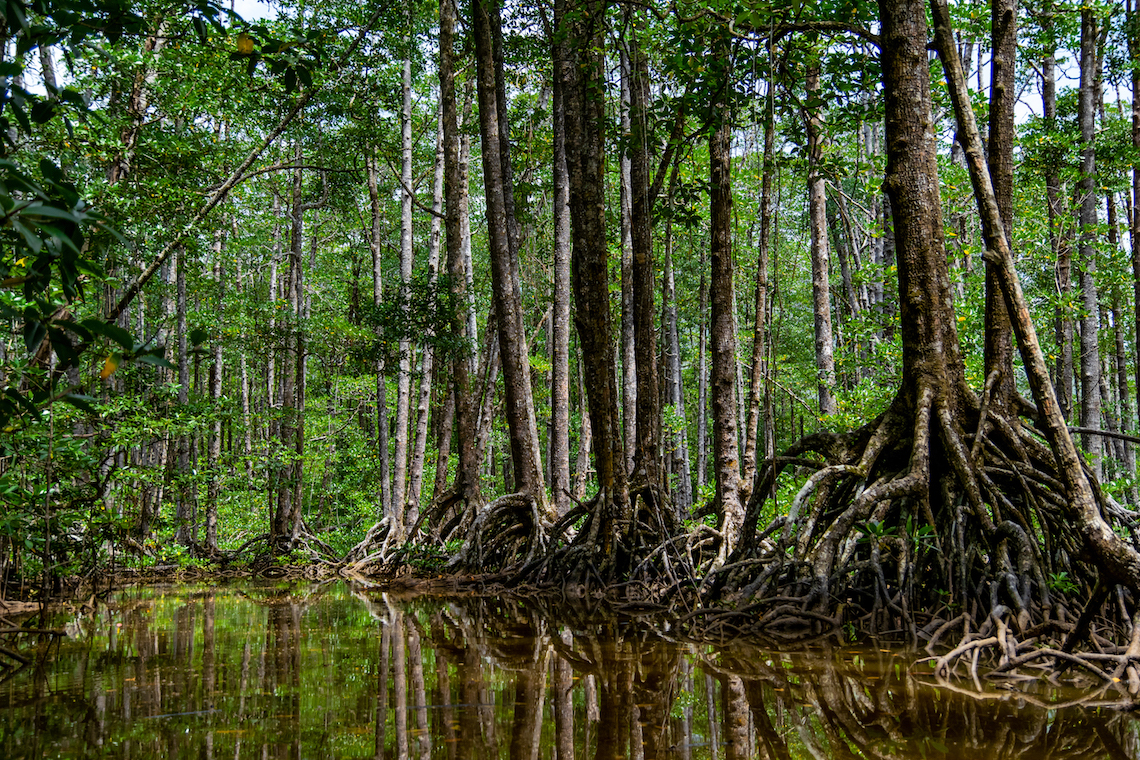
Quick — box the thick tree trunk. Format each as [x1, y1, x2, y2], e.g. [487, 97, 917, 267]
[557, 0, 630, 564]
[624, 24, 661, 488]
[473, 0, 547, 508]
[806, 65, 837, 416]
[440, 0, 481, 512]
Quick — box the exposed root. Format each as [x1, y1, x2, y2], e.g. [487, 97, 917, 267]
[701, 372, 1140, 672]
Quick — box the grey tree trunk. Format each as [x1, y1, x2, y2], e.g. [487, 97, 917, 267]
[174, 244, 192, 545]
[1077, 8, 1103, 480]
[392, 28, 415, 539]
[709, 59, 744, 559]
[1130, 0, 1140, 461]
[743, 74, 776, 499]
[806, 65, 837, 416]
[619, 41, 637, 478]
[663, 213, 692, 516]
[407, 114, 445, 526]
[366, 153, 393, 522]
[206, 232, 224, 551]
[1041, 5, 1074, 420]
[550, 28, 573, 516]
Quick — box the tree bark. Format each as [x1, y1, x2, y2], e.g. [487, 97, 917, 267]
[709, 42, 744, 559]
[743, 67, 776, 500]
[983, 0, 1018, 411]
[407, 114, 446, 525]
[366, 153, 393, 522]
[627, 21, 661, 487]
[806, 64, 837, 416]
[550, 19, 573, 517]
[557, 0, 630, 564]
[933, 0, 1140, 594]
[473, 0, 547, 508]
[440, 0, 482, 512]
[1077, 8, 1103, 480]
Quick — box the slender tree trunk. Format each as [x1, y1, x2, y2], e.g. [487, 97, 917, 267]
[1042, 5, 1074, 420]
[1129, 0, 1140, 475]
[206, 233, 224, 552]
[983, 0, 1018, 410]
[551, 27, 573, 516]
[709, 45, 744, 559]
[174, 245, 192, 545]
[743, 71, 776, 499]
[619, 41, 638, 479]
[697, 254, 709, 496]
[663, 210, 693, 516]
[367, 153, 394, 522]
[407, 114, 446, 525]
[1078, 8, 1103, 479]
[806, 64, 837, 416]
[392, 26, 415, 538]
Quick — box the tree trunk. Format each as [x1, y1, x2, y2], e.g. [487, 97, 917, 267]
[619, 41, 638, 479]
[663, 209, 693, 516]
[806, 64, 837, 416]
[206, 232, 224, 552]
[557, 0, 630, 567]
[743, 68, 776, 500]
[440, 0, 482, 513]
[407, 114, 446, 525]
[473, 0, 547, 508]
[550, 20, 573, 517]
[982, 0, 1018, 410]
[392, 25, 415, 539]
[1129, 0, 1140, 481]
[366, 153, 393, 522]
[709, 44, 744, 559]
[628, 22, 661, 488]
[1041, 5, 1074, 420]
[1077, 8, 1103, 480]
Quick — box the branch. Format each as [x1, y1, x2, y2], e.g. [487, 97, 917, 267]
[105, 7, 385, 325]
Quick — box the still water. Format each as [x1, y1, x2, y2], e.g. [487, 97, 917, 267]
[1, 580, 1137, 759]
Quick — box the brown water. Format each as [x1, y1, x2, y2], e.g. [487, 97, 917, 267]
[0, 580, 1136, 759]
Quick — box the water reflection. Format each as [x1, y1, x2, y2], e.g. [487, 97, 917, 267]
[0, 581, 1137, 759]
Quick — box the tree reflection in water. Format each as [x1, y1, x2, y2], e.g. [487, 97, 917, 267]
[0, 581, 1137, 759]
